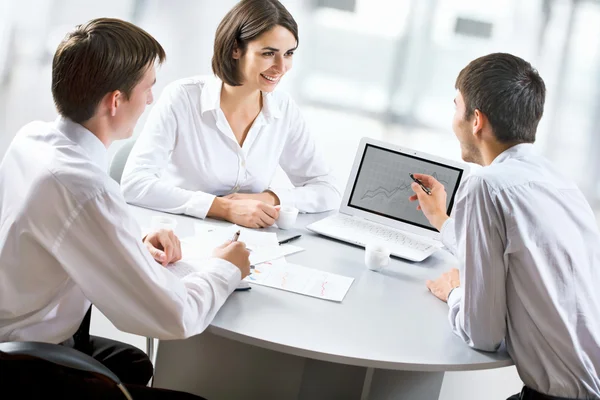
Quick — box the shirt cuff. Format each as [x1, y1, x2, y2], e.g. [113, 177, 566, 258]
[268, 187, 295, 208]
[185, 192, 217, 219]
[194, 258, 242, 294]
[447, 286, 463, 308]
[440, 218, 458, 255]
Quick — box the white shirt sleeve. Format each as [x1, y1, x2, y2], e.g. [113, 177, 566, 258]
[446, 175, 508, 352]
[53, 188, 240, 340]
[440, 218, 458, 256]
[269, 98, 341, 212]
[121, 84, 216, 219]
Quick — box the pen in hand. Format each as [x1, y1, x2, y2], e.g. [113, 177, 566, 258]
[230, 230, 254, 270]
[409, 173, 432, 195]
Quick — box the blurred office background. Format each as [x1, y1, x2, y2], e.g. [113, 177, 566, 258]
[1, 0, 599, 399]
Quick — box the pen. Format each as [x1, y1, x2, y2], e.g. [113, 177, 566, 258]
[278, 234, 302, 245]
[409, 173, 432, 195]
[230, 230, 254, 270]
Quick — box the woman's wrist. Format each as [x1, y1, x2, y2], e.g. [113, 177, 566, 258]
[263, 190, 280, 206]
[208, 196, 232, 220]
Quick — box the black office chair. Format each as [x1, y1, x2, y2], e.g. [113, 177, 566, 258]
[0, 341, 133, 399]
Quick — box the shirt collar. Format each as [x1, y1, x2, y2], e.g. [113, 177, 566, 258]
[491, 143, 535, 165]
[199, 75, 222, 115]
[261, 91, 282, 121]
[199, 75, 283, 121]
[54, 116, 108, 171]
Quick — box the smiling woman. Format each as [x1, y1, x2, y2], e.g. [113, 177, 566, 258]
[212, 0, 299, 88]
[120, 0, 341, 229]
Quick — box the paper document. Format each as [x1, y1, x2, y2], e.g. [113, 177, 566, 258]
[180, 224, 304, 265]
[245, 261, 354, 302]
[167, 254, 354, 301]
[248, 244, 304, 265]
[212, 225, 279, 248]
[179, 239, 303, 264]
[166, 260, 250, 290]
[193, 221, 223, 235]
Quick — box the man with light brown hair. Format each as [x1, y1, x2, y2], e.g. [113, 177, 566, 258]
[0, 18, 250, 399]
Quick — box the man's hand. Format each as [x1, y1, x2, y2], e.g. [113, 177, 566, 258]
[227, 199, 280, 228]
[426, 268, 460, 302]
[408, 173, 449, 231]
[212, 241, 251, 279]
[223, 191, 280, 206]
[144, 229, 182, 267]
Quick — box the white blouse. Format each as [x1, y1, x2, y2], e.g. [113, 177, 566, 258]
[121, 75, 341, 219]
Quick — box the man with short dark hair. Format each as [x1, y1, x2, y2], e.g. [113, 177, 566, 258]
[0, 18, 251, 399]
[410, 53, 600, 400]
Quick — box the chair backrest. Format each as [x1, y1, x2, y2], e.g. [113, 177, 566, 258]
[0, 341, 134, 399]
[109, 139, 136, 184]
[0, 341, 122, 382]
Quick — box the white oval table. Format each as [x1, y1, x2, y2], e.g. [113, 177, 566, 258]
[129, 206, 512, 400]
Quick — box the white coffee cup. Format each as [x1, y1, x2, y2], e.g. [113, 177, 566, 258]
[277, 206, 299, 230]
[365, 243, 391, 271]
[151, 215, 177, 232]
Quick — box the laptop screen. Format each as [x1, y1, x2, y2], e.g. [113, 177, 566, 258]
[347, 144, 464, 232]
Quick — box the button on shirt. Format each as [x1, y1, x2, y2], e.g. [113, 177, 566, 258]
[441, 144, 600, 398]
[120, 75, 341, 219]
[0, 117, 241, 344]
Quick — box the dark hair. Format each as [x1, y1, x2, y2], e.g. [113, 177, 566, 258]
[212, 0, 299, 86]
[455, 53, 546, 143]
[51, 18, 166, 124]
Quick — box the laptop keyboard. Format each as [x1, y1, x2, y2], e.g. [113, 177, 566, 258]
[310, 214, 435, 253]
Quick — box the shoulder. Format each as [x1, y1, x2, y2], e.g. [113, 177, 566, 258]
[158, 75, 214, 103]
[469, 152, 573, 196]
[267, 88, 296, 112]
[165, 75, 211, 91]
[49, 157, 115, 206]
[8, 124, 115, 207]
[11, 120, 52, 144]
[42, 129, 117, 204]
[16, 120, 49, 134]
[459, 171, 495, 201]
[268, 87, 293, 104]
[466, 165, 505, 191]
[264, 89, 304, 125]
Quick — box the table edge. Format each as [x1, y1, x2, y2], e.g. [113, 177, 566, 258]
[207, 326, 514, 372]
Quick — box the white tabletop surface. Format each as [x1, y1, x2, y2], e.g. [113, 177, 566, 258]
[130, 205, 513, 372]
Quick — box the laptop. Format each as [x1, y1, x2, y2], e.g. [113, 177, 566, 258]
[307, 137, 470, 262]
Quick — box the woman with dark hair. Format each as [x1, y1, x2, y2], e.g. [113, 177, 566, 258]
[122, 0, 341, 229]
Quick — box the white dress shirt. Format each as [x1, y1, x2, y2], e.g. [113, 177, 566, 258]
[120, 75, 341, 219]
[0, 117, 241, 344]
[441, 144, 600, 398]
